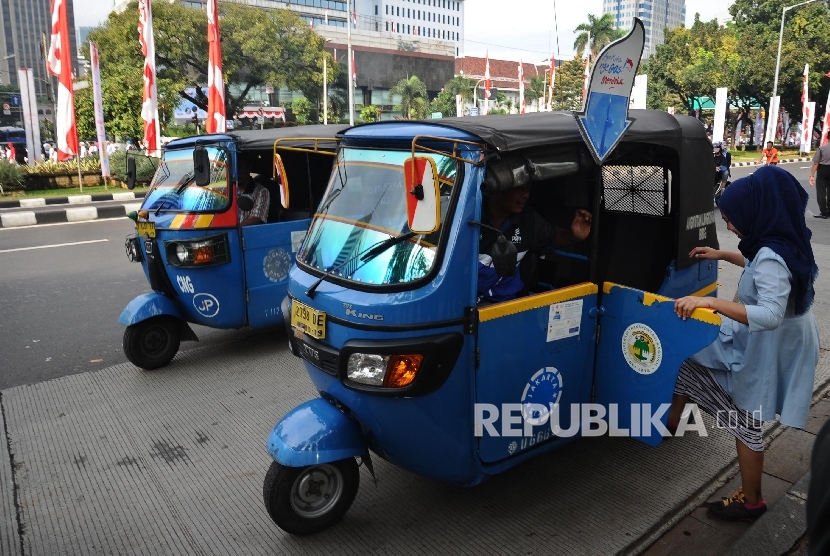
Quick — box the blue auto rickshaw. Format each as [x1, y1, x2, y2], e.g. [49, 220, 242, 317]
[262, 111, 724, 535]
[119, 124, 347, 369]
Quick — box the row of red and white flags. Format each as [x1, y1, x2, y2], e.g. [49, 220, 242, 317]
[480, 50, 591, 114]
[800, 64, 830, 148]
[47, 0, 227, 165]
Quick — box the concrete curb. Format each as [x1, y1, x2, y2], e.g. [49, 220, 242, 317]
[0, 202, 143, 228]
[733, 158, 813, 167]
[0, 191, 145, 209]
[724, 472, 811, 556]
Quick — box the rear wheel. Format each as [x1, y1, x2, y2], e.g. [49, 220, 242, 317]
[123, 316, 181, 370]
[263, 458, 359, 536]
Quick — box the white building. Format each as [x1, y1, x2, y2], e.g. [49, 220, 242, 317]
[602, 0, 685, 57]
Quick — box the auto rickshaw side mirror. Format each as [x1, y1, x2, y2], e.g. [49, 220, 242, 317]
[490, 235, 518, 277]
[403, 156, 441, 235]
[193, 147, 211, 186]
[237, 194, 255, 212]
[274, 153, 289, 209]
[126, 156, 137, 190]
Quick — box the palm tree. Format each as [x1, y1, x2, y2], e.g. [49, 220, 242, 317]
[390, 75, 428, 120]
[573, 13, 624, 61]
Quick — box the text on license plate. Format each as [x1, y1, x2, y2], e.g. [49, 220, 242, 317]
[291, 301, 326, 339]
[136, 221, 156, 238]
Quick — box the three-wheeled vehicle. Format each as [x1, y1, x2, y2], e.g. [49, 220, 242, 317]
[119, 124, 347, 369]
[263, 110, 724, 535]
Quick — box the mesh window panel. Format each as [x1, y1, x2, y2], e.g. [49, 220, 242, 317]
[602, 165, 668, 216]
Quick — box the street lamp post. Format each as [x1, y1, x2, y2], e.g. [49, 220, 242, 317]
[773, 0, 822, 98]
[472, 78, 485, 112]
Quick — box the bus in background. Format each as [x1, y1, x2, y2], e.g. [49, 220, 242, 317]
[0, 126, 28, 163]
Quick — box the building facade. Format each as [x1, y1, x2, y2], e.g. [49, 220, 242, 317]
[602, 0, 685, 56]
[0, 0, 78, 97]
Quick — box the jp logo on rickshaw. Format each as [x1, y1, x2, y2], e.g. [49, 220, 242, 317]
[520, 367, 564, 425]
[622, 323, 662, 374]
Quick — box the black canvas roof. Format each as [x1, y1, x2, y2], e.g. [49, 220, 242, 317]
[412, 110, 705, 152]
[230, 124, 349, 151]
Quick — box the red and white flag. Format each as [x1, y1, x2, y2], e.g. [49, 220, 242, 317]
[518, 59, 525, 114]
[206, 0, 225, 133]
[325, 8, 328, 24]
[547, 54, 555, 111]
[46, 0, 78, 161]
[138, 0, 161, 154]
[351, 51, 356, 79]
[801, 64, 810, 151]
[353, 5, 357, 27]
[582, 57, 590, 106]
[90, 41, 110, 177]
[483, 50, 491, 100]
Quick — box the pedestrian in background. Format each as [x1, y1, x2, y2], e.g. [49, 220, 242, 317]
[758, 141, 779, 166]
[809, 140, 830, 218]
[668, 166, 819, 523]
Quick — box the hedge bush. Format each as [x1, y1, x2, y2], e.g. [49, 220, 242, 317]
[0, 160, 25, 190]
[108, 151, 159, 183]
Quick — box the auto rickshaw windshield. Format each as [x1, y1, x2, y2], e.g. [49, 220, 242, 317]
[142, 145, 231, 213]
[297, 147, 458, 286]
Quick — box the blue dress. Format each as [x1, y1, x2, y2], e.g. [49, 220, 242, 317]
[691, 247, 820, 429]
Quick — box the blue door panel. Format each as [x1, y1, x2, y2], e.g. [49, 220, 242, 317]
[593, 283, 721, 447]
[476, 284, 599, 463]
[243, 220, 310, 328]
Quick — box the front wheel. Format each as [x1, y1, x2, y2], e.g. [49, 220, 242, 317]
[123, 316, 181, 370]
[263, 458, 359, 536]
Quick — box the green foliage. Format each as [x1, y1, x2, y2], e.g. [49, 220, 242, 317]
[573, 14, 624, 60]
[528, 74, 548, 101]
[108, 151, 159, 183]
[390, 75, 428, 120]
[550, 58, 587, 111]
[360, 105, 382, 123]
[83, 1, 335, 130]
[25, 157, 102, 175]
[429, 90, 457, 118]
[292, 97, 312, 125]
[443, 75, 475, 103]
[0, 160, 24, 190]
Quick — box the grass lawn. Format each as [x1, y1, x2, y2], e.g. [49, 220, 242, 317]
[730, 148, 806, 163]
[0, 185, 150, 198]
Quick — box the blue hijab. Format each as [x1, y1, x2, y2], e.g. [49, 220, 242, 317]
[718, 165, 817, 315]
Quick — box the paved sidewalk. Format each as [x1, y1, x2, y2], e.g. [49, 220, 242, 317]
[0, 230, 827, 556]
[732, 158, 813, 167]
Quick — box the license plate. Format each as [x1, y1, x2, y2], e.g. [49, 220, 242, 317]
[136, 221, 156, 238]
[291, 300, 326, 339]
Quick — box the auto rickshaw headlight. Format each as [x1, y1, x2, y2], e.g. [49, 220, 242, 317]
[346, 352, 424, 388]
[165, 234, 230, 267]
[175, 243, 189, 263]
[346, 353, 388, 386]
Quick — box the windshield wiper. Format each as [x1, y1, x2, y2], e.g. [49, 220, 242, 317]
[154, 171, 196, 216]
[306, 231, 418, 299]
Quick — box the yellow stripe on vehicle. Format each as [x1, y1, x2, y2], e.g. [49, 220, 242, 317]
[194, 214, 214, 228]
[691, 282, 718, 297]
[602, 282, 721, 326]
[478, 282, 599, 322]
[170, 214, 187, 229]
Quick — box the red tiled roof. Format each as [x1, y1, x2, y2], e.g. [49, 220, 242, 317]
[455, 56, 561, 89]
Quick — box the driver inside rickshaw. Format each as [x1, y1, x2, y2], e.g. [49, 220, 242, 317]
[478, 185, 592, 304]
[237, 156, 271, 226]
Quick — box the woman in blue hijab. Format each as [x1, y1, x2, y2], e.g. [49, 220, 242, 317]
[669, 165, 820, 523]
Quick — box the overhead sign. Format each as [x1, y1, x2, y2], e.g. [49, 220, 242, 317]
[576, 18, 645, 165]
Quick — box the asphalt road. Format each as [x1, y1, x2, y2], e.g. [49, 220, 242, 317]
[0, 161, 823, 390]
[0, 217, 278, 390]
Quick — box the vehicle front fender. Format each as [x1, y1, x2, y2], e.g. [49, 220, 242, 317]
[266, 398, 366, 467]
[119, 292, 183, 326]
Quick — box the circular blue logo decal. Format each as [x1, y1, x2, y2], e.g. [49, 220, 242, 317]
[193, 293, 220, 318]
[521, 367, 563, 425]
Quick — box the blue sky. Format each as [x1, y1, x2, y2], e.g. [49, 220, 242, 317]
[75, 0, 732, 61]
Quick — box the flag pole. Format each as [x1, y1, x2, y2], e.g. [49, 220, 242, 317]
[347, 0, 354, 125]
[77, 154, 83, 193]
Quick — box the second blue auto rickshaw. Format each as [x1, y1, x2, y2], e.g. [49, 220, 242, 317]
[119, 124, 347, 369]
[262, 110, 724, 535]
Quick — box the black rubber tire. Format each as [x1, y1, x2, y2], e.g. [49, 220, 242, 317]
[123, 316, 181, 370]
[263, 458, 359, 536]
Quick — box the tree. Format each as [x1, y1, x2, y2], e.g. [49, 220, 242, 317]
[528, 74, 547, 103]
[573, 14, 624, 61]
[550, 58, 586, 111]
[390, 75, 427, 120]
[429, 90, 457, 118]
[360, 105, 382, 122]
[85, 1, 334, 122]
[292, 97, 312, 125]
[442, 75, 475, 103]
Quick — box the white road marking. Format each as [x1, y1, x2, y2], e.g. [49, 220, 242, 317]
[0, 239, 109, 253]
[802, 166, 811, 169]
